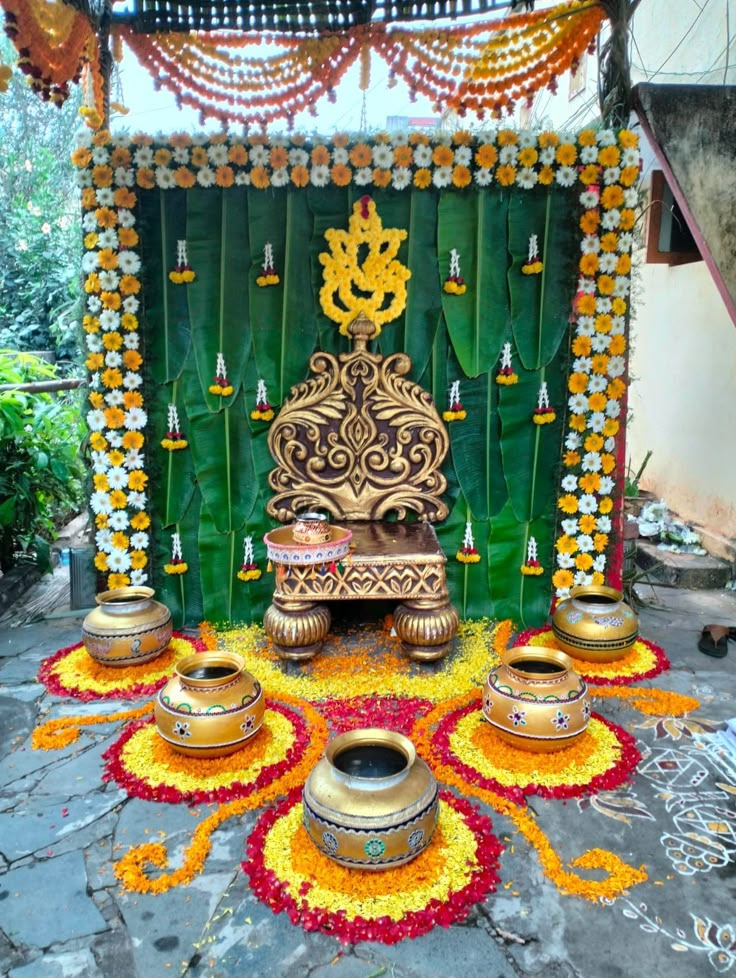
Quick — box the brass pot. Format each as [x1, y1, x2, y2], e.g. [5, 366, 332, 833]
[82, 586, 172, 667]
[551, 585, 638, 662]
[482, 647, 590, 752]
[292, 513, 331, 544]
[154, 651, 264, 758]
[302, 728, 438, 870]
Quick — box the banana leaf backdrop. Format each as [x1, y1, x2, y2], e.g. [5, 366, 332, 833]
[137, 183, 579, 627]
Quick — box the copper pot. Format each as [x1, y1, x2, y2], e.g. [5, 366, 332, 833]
[81, 586, 172, 667]
[551, 585, 638, 662]
[292, 512, 331, 544]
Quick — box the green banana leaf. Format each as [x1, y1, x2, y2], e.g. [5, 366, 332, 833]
[138, 189, 192, 384]
[488, 499, 554, 626]
[421, 320, 460, 513]
[508, 187, 579, 370]
[438, 188, 511, 378]
[148, 374, 196, 526]
[308, 185, 351, 357]
[435, 491, 491, 621]
[497, 352, 566, 523]
[151, 485, 204, 629]
[248, 188, 318, 408]
[183, 362, 258, 534]
[186, 187, 251, 407]
[403, 188, 443, 380]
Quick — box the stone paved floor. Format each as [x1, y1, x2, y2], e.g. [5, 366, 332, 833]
[1, 585, 735, 978]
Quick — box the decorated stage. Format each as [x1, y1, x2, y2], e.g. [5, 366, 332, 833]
[12, 608, 734, 976]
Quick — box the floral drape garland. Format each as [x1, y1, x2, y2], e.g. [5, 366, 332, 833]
[113, 0, 604, 129]
[72, 126, 638, 595]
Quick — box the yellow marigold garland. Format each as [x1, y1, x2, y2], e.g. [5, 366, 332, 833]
[32, 703, 153, 751]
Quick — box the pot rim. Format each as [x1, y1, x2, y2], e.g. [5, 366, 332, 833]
[96, 585, 155, 606]
[569, 584, 623, 606]
[294, 512, 328, 523]
[324, 727, 416, 783]
[175, 651, 247, 687]
[501, 645, 573, 682]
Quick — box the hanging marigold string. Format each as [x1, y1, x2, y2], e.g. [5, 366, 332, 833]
[113, 0, 605, 128]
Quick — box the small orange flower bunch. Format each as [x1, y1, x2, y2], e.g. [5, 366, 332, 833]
[520, 535, 544, 576]
[256, 242, 279, 287]
[496, 342, 518, 386]
[532, 381, 556, 425]
[209, 352, 234, 397]
[161, 404, 188, 451]
[522, 233, 543, 275]
[169, 239, 196, 284]
[443, 380, 466, 422]
[164, 531, 188, 575]
[250, 379, 275, 422]
[457, 521, 481, 564]
[443, 248, 467, 295]
[237, 535, 262, 582]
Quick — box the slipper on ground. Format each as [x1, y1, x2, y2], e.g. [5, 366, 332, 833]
[698, 624, 729, 658]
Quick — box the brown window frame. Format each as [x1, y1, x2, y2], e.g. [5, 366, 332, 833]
[645, 169, 702, 266]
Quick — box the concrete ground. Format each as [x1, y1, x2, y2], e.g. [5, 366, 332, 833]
[1, 580, 735, 978]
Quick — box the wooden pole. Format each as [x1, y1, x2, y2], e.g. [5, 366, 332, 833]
[0, 379, 83, 394]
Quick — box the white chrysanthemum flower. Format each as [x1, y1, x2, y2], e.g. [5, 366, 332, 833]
[91, 450, 110, 473]
[114, 166, 134, 188]
[596, 297, 613, 313]
[196, 167, 215, 187]
[598, 476, 615, 495]
[573, 356, 592, 373]
[107, 466, 128, 490]
[249, 145, 270, 167]
[155, 168, 176, 189]
[601, 209, 621, 230]
[331, 147, 349, 166]
[128, 491, 147, 510]
[75, 169, 93, 189]
[588, 412, 606, 432]
[621, 147, 639, 168]
[87, 295, 103, 314]
[99, 310, 120, 330]
[172, 146, 190, 165]
[474, 168, 493, 187]
[118, 209, 135, 228]
[391, 167, 412, 190]
[124, 407, 147, 430]
[608, 356, 626, 378]
[354, 167, 373, 186]
[517, 130, 537, 149]
[568, 393, 588, 414]
[372, 144, 394, 168]
[133, 146, 154, 167]
[271, 168, 289, 188]
[574, 570, 594, 586]
[610, 317, 625, 336]
[434, 129, 452, 145]
[82, 251, 100, 273]
[124, 449, 144, 470]
[454, 145, 472, 166]
[578, 494, 599, 514]
[413, 144, 432, 166]
[565, 432, 582, 450]
[392, 131, 409, 146]
[623, 188, 638, 207]
[123, 333, 139, 350]
[598, 253, 617, 273]
[603, 166, 621, 185]
[613, 277, 630, 297]
[580, 145, 598, 164]
[592, 554, 607, 572]
[578, 277, 596, 294]
[576, 315, 594, 334]
[269, 133, 289, 148]
[234, 172, 250, 186]
[108, 550, 132, 573]
[191, 132, 208, 145]
[587, 374, 608, 393]
[576, 534, 594, 552]
[82, 212, 98, 232]
[557, 553, 575, 569]
[561, 518, 579, 536]
[561, 475, 578, 492]
[432, 167, 452, 188]
[122, 295, 139, 313]
[108, 431, 123, 448]
[130, 531, 149, 550]
[96, 529, 114, 553]
[597, 129, 616, 146]
[539, 146, 556, 166]
[98, 270, 120, 289]
[590, 334, 610, 354]
[86, 409, 106, 431]
[618, 232, 634, 252]
[208, 144, 229, 166]
[105, 390, 124, 407]
[130, 569, 148, 585]
[92, 147, 110, 166]
[75, 128, 93, 149]
[517, 168, 538, 190]
[556, 166, 577, 187]
[90, 491, 113, 515]
[597, 516, 612, 533]
[580, 189, 599, 208]
[605, 399, 621, 419]
[118, 251, 141, 274]
[123, 372, 142, 390]
[499, 145, 518, 165]
[108, 511, 129, 531]
[95, 187, 115, 206]
[89, 372, 100, 390]
[582, 451, 602, 472]
[580, 234, 600, 254]
[86, 334, 103, 353]
[288, 147, 309, 167]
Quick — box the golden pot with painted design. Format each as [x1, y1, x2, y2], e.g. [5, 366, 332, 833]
[551, 585, 638, 662]
[82, 586, 172, 667]
[302, 728, 438, 870]
[482, 647, 591, 752]
[292, 512, 331, 545]
[154, 651, 264, 758]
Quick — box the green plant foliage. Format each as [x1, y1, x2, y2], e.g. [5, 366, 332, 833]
[489, 500, 553, 625]
[434, 491, 491, 621]
[0, 352, 84, 572]
[148, 377, 196, 527]
[402, 189, 443, 379]
[152, 485, 204, 628]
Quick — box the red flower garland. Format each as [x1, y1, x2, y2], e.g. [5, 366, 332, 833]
[317, 695, 434, 736]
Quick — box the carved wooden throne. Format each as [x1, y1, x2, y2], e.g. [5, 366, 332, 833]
[263, 309, 459, 662]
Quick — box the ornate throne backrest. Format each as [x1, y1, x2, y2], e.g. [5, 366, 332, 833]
[266, 313, 449, 523]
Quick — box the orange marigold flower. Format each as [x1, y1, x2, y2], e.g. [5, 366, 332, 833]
[394, 145, 413, 167]
[153, 148, 172, 167]
[602, 418, 619, 437]
[558, 494, 579, 514]
[107, 450, 125, 467]
[83, 315, 100, 332]
[349, 143, 372, 168]
[97, 248, 118, 270]
[92, 164, 113, 187]
[579, 473, 601, 493]
[618, 129, 638, 149]
[119, 275, 141, 296]
[311, 145, 331, 166]
[556, 143, 577, 166]
[538, 131, 560, 148]
[579, 211, 600, 234]
[570, 414, 587, 432]
[579, 253, 599, 276]
[595, 314, 613, 333]
[94, 552, 109, 572]
[123, 350, 143, 370]
[270, 146, 288, 169]
[517, 146, 538, 168]
[609, 334, 627, 356]
[330, 164, 352, 186]
[607, 378, 626, 400]
[408, 132, 430, 145]
[95, 207, 117, 227]
[579, 514, 597, 534]
[616, 253, 632, 274]
[601, 185, 624, 210]
[123, 430, 145, 451]
[597, 274, 615, 295]
[578, 129, 597, 146]
[130, 550, 148, 570]
[215, 165, 234, 187]
[131, 132, 153, 146]
[101, 367, 123, 389]
[83, 232, 99, 250]
[95, 512, 109, 529]
[130, 510, 150, 529]
[563, 450, 581, 467]
[107, 573, 130, 589]
[228, 144, 248, 165]
[579, 164, 601, 185]
[576, 294, 597, 316]
[92, 130, 112, 146]
[552, 569, 574, 590]
[102, 331, 122, 350]
[290, 166, 309, 188]
[89, 391, 105, 410]
[612, 297, 627, 315]
[331, 132, 350, 148]
[572, 336, 592, 356]
[585, 433, 604, 452]
[123, 391, 143, 409]
[191, 146, 208, 167]
[432, 145, 454, 167]
[110, 146, 132, 167]
[414, 168, 432, 189]
[600, 453, 616, 474]
[174, 167, 196, 188]
[600, 232, 619, 252]
[620, 166, 640, 186]
[86, 353, 104, 373]
[452, 165, 472, 188]
[72, 147, 92, 168]
[89, 432, 107, 451]
[120, 313, 138, 331]
[373, 168, 391, 188]
[556, 535, 578, 554]
[452, 129, 473, 146]
[588, 392, 607, 412]
[136, 167, 155, 189]
[568, 371, 589, 393]
[496, 164, 516, 186]
[576, 553, 594, 570]
[599, 497, 614, 514]
[118, 227, 139, 247]
[128, 470, 148, 491]
[598, 146, 620, 167]
[85, 273, 101, 293]
[594, 533, 609, 552]
[618, 209, 636, 231]
[538, 166, 555, 185]
[114, 187, 137, 209]
[498, 130, 518, 146]
[111, 531, 129, 550]
[251, 166, 270, 189]
[475, 144, 498, 168]
[105, 407, 125, 428]
[109, 490, 128, 509]
[101, 291, 121, 310]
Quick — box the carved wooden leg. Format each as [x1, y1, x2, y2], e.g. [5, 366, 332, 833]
[263, 598, 331, 661]
[393, 599, 459, 662]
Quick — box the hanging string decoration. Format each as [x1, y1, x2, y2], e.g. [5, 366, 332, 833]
[111, 0, 605, 128]
[443, 249, 467, 295]
[161, 404, 187, 451]
[496, 342, 519, 386]
[533, 381, 556, 425]
[251, 379, 275, 422]
[164, 531, 188, 575]
[521, 536, 544, 576]
[457, 522, 481, 564]
[209, 352, 233, 397]
[237, 535, 262, 582]
[256, 242, 279, 287]
[169, 240, 195, 284]
[522, 233, 543, 275]
[443, 380, 466, 423]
